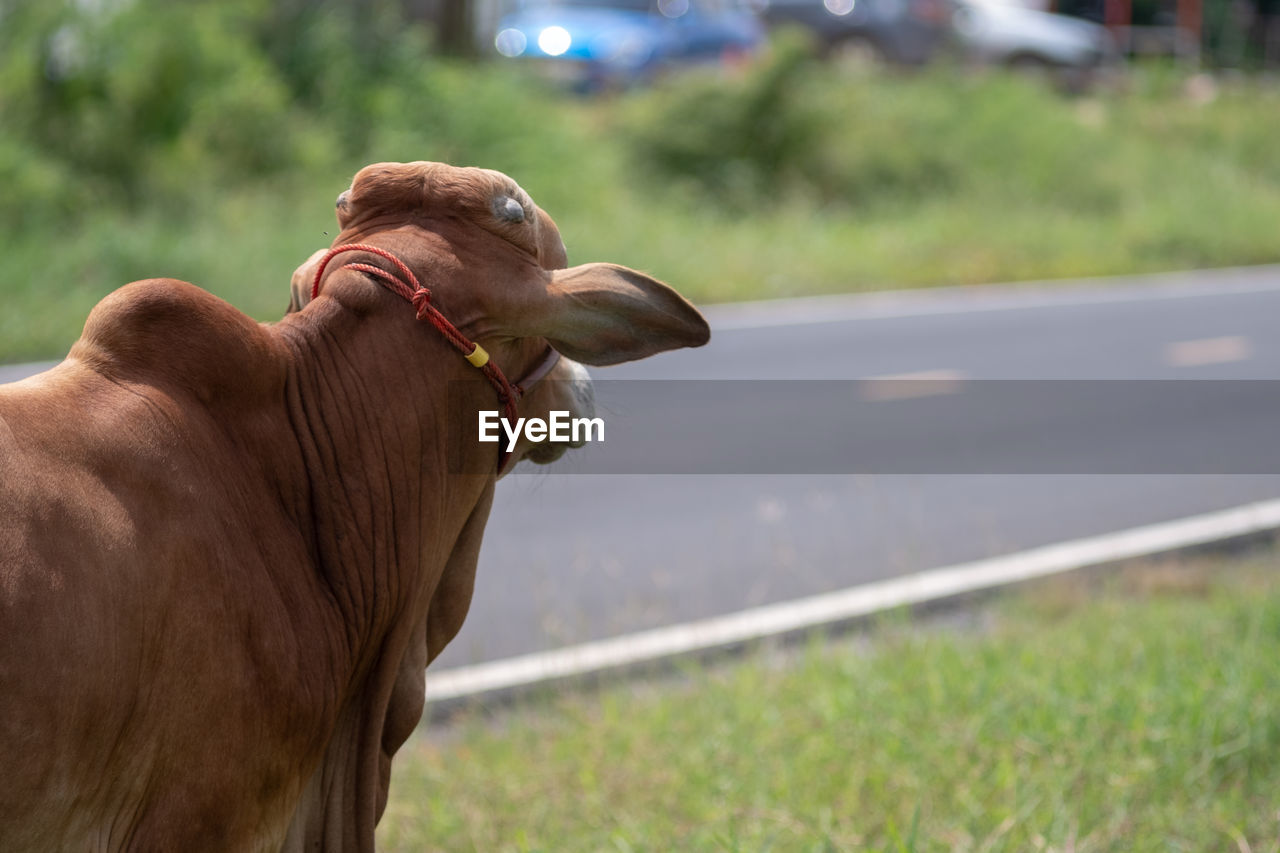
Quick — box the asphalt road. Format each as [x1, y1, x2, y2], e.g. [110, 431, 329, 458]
[6, 266, 1280, 670]
[441, 265, 1280, 668]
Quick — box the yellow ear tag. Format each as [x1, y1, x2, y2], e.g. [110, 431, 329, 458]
[465, 344, 490, 368]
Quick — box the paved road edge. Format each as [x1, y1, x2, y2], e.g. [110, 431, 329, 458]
[425, 498, 1280, 705]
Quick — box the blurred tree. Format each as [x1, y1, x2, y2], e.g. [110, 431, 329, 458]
[403, 0, 479, 55]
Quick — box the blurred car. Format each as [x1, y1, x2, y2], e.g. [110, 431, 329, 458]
[492, 0, 766, 89]
[952, 0, 1119, 87]
[753, 0, 955, 66]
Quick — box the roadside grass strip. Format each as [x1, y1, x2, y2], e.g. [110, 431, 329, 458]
[380, 549, 1280, 852]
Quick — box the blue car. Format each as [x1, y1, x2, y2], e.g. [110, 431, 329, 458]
[492, 0, 766, 89]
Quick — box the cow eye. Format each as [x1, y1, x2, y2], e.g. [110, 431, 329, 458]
[493, 195, 525, 224]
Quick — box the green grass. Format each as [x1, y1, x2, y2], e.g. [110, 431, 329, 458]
[0, 176, 341, 361]
[378, 551, 1280, 851]
[5, 63, 1280, 362]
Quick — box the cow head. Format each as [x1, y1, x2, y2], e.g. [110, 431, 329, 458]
[289, 161, 709, 472]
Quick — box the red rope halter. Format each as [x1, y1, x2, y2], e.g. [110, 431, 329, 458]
[309, 243, 560, 473]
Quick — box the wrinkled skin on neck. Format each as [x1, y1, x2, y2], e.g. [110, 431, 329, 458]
[275, 260, 559, 851]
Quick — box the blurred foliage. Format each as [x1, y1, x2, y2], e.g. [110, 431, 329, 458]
[2, 0, 1280, 361]
[620, 33, 1138, 214]
[0, 0, 575, 230]
[5, 1, 1278, 233]
[621, 32, 828, 203]
[2, 1, 320, 217]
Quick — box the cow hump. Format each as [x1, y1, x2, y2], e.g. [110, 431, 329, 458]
[73, 278, 285, 404]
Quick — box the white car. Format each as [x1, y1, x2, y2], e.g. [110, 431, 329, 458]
[952, 0, 1118, 87]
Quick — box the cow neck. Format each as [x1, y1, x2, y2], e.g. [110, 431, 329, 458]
[309, 243, 561, 475]
[277, 299, 498, 853]
[279, 288, 493, 646]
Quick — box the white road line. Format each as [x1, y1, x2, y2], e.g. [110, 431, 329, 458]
[703, 265, 1280, 331]
[859, 369, 967, 401]
[1164, 336, 1252, 367]
[425, 498, 1280, 702]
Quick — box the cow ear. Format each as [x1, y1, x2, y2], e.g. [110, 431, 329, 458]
[526, 263, 710, 366]
[288, 248, 328, 313]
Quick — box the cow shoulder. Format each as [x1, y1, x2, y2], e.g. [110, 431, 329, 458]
[72, 278, 286, 404]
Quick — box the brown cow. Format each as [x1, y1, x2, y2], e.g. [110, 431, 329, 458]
[0, 161, 709, 851]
